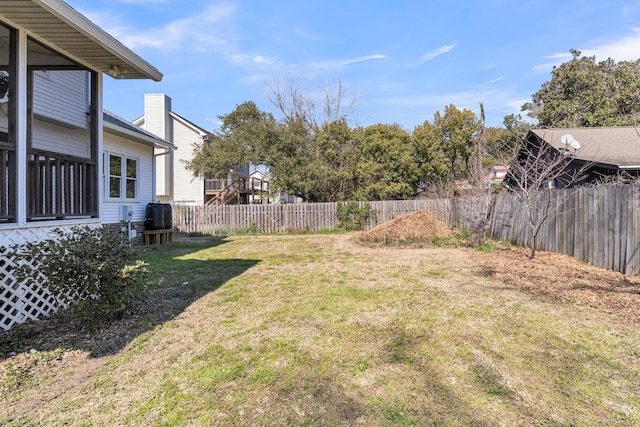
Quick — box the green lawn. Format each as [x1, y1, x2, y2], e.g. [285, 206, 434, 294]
[2, 234, 639, 426]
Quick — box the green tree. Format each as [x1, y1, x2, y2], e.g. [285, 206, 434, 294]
[314, 120, 358, 201]
[353, 124, 421, 200]
[185, 101, 276, 178]
[523, 49, 640, 127]
[412, 120, 448, 187]
[433, 104, 480, 179]
[265, 116, 320, 201]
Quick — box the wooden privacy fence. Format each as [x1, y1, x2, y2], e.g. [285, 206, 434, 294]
[173, 185, 640, 275]
[173, 200, 450, 235]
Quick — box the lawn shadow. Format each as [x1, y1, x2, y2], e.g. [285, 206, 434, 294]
[0, 236, 260, 360]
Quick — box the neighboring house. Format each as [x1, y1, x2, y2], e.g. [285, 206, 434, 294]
[489, 166, 509, 181]
[133, 94, 210, 205]
[133, 93, 267, 205]
[0, 0, 164, 331]
[507, 127, 640, 189]
[248, 169, 271, 204]
[487, 165, 509, 187]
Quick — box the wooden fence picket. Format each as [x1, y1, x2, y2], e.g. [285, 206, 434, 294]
[173, 185, 640, 275]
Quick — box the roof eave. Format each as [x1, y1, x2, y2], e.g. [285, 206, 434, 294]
[28, 0, 162, 81]
[169, 112, 209, 136]
[104, 121, 174, 150]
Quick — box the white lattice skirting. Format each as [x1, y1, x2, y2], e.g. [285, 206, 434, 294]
[0, 226, 73, 331]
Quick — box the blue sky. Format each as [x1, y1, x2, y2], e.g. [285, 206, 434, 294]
[66, 0, 640, 131]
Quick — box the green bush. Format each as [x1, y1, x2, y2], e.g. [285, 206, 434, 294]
[336, 201, 375, 231]
[12, 226, 148, 324]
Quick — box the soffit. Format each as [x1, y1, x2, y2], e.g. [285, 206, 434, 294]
[0, 0, 162, 81]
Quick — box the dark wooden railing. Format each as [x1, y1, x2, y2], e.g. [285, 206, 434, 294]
[0, 145, 16, 222]
[27, 149, 97, 220]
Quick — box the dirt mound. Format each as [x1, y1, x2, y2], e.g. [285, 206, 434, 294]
[358, 209, 453, 243]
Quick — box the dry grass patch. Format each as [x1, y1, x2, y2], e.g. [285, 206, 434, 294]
[1, 233, 639, 426]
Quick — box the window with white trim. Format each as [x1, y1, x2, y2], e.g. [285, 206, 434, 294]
[107, 152, 138, 200]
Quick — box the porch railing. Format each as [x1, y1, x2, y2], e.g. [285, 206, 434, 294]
[0, 145, 16, 222]
[27, 149, 97, 220]
[204, 177, 270, 205]
[205, 178, 223, 192]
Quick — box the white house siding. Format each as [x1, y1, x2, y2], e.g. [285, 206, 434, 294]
[155, 149, 170, 199]
[102, 133, 155, 224]
[171, 117, 204, 205]
[0, 1, 163, 331]
[143, 94, 171, 139]
[33, 70, 89, 129]
[139, 94, 172, 198]
[136, 116, 169, 198]
[31, 118, 91, 158]
[30, 70, 91, 158]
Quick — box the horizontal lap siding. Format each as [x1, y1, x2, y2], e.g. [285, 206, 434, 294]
[102, 134, 155, 224]
[171, 119, 204, 205]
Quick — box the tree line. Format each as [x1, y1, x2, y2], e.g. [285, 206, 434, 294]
[186, 50, 640, 202]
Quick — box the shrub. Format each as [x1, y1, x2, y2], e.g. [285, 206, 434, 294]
[336, 201, 375, 231]
[12, 226, 148, 324]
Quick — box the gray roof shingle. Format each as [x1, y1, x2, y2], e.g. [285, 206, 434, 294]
[532, 127, 640, 169]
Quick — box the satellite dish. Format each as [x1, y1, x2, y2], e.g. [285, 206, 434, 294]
[570, 139, 581, 150]
[560, 134, 574, 145]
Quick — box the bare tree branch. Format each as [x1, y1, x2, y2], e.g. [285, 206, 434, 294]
[504, 131, 591, 258]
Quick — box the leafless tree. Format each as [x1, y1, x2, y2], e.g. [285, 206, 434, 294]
[461, 102, 496, 245]
[454, 102, 518, 246]
[504, 131, 590, 258]
[266, 76, 358, 130]
[589, 170, 640, 187]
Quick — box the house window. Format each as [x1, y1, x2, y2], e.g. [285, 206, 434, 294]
[126, 158, 137, 199]
[108, 153, 137, 199]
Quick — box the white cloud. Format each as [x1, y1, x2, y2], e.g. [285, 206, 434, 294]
[254, 56, 274, 64]
[532, 52, 572, 73]
[375, 91, 479, 110]
[480, 76, 505, 85]
[419, 43, 457, 63]
[506, 98, 530, 114]
[231, 54, 247, 63]
[311, 54, 385, 69]
[103, 3, 237, 51]
[582, 27, 640, 61]
[241, 74, 270, 85]
[533, 28, 640, 73]
[204, 117, 223, 125]
[367, 87, 529, 127]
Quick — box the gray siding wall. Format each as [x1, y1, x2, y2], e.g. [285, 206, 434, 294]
[33, 70, 89, 129]
[31, 70, 91, 158]
[102, 132, 155, 225]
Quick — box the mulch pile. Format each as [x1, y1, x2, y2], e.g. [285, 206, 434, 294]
[473, 246, 640, 325]
[357, 210, 453, 243]
[358, 209, 640, 325]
